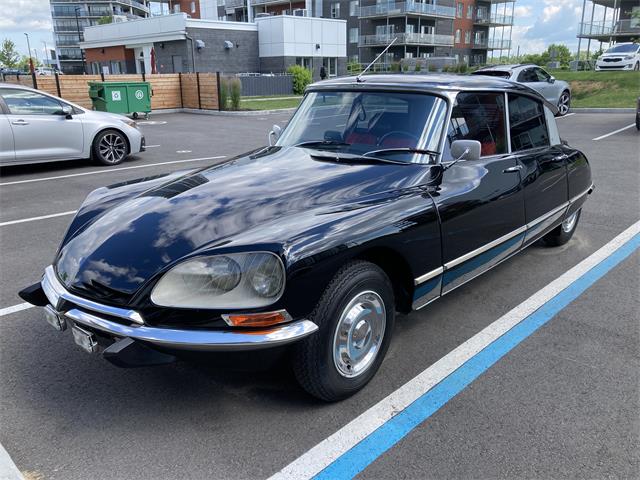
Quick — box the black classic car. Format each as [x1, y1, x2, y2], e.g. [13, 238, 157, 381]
[20, 75, 593, 401]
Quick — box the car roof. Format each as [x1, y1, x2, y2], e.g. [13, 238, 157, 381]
[475, 64, 538, 72]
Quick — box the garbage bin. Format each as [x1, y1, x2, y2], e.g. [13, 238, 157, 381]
[88, 81, 152, 119]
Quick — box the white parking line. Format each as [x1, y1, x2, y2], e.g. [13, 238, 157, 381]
[556, 112, 576, 119]
[145, 145, 161, 148]
[270, 220, 640, 480]
[0, 302, 33, 317]
[0, 210, 77, 227]
[0, 156, 226, 187]
[592, 123, 635, 141]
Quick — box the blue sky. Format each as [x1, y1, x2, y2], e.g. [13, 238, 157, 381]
[2, 0, 616, 61]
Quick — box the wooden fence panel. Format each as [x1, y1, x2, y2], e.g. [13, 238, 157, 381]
[198, 73, 219, 110]
[180, 74, 199, 109]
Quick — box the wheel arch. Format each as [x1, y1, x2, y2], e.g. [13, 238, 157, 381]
[90, 127, 131, 160]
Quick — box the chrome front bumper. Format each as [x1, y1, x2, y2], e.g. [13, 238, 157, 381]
[40, 266, 318, 352]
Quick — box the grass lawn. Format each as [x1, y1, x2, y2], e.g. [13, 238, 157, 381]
[551, 71, 640, 108]
[240, 95, 302, 111]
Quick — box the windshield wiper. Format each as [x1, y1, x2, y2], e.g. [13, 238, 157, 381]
[295, 140, 352, 149]
[362, 147, 439, 159]
[309, 151, 409, 165]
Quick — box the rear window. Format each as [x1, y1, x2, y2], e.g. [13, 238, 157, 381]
[472, 70, 511, 79]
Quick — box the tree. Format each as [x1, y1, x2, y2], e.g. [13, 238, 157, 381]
[0, 39, 20, 68]
[545, 43, 572, 67]
[98, 15, 113, 25]
[17, 55, 41, 71]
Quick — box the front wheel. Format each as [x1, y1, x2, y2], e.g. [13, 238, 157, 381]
[557, 90, 571, 116]
[292, 261, 395, 401]
[542, 209, 581, 246]
[93, 129, 129, 166]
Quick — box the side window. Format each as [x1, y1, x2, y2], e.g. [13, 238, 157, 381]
[544, 106, 561, 146]
[508, 94, 550, 151]
[0, 89, 63, 115]
[517, 68, 537, 83]
[534, 68, 550, 82]
[444, 92, 507, 159]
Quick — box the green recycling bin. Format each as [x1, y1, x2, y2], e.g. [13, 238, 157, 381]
[88, 81, 152, 119]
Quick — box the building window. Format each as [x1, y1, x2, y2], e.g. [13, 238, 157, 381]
[331, 2, 340, 18]
[296, 57, 312, 70]
[349, 27, 359, 44]
[350, 0, 358, 16]
[456, 2, 463, 17]
[350, 54, 359, 63]
[467, 4, 473, 19]
[464, 31, 471, 44]
[323, 57, 338, 77]
[455, 29, 461, 44]
[191, 1, 196, 13]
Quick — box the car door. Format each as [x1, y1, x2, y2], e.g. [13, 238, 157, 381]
[0, 87, 84, 163]
[507, 93, 569, 246]
[436, 91, 526, 294]
[516, 67, 553, 103]
[0, 99, 16, 164]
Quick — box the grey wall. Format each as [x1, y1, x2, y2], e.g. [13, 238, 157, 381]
[260, 56, 347, 80]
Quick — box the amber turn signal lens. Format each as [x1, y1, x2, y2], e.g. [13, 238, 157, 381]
[222, 310, 292, 327]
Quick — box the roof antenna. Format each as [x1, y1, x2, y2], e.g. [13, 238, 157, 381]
[357, 37, 398, 83]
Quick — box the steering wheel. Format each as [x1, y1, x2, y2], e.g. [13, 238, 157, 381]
[377, 131, 420, 147]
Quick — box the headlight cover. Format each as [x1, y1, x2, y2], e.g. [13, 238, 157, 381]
[123, 119, 138, 129]
[150, 252, 285, 309]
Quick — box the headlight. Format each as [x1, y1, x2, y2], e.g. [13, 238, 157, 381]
[123, 119, 138, 129]
[151, 252, 285, 309]
[624, 55, 634, 60]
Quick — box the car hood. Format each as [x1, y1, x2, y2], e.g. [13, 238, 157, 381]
[599, 51, 636, 58]
[56, 147, 432, 301]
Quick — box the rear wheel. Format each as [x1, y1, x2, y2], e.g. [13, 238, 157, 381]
[557, 90, 571, 116]
[634, 62, 639, 71]
[542, 209, 581, 246]
[292, 261, 395, 401]
[93, 129, 128, 166]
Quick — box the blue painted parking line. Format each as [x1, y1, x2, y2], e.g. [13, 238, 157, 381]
[313, 232, 640, 480]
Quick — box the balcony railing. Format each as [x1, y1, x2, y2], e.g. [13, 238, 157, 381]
[578, 19, 640, 37]
[358, 2, 456, 18]
[252, 0, 291, 5]
[359, 32, 454, 47]
[473, 38, 511, 49]
[474, 13, 513, 25]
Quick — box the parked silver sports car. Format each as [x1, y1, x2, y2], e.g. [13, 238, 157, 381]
[472, 64, 572, 116]
[0, 83, 145, 166]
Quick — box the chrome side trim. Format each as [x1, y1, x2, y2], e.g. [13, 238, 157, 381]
[526, 202, 569, 229]
[444, 225, 527, 270]
[63, 308, 319, 351]
[42, 265, 145, 325]
[414, 266, 444, 286]
[569, 184, 593, 204]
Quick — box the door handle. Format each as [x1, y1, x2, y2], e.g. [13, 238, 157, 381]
[503, 165, 523, 173]
[553, 154, 568, 162]
[11, 120, 29, 126]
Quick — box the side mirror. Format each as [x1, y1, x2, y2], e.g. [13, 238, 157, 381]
[450, 139, 481, 162]
[268, 124, 282, 146]
[548, 76, 555, 83]
[55, 105, 73, 119]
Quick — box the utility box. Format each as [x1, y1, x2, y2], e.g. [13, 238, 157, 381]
[88, 81, 152, 119]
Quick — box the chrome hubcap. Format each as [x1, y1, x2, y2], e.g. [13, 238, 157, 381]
[558, 94, 570, 115]
[333, 291, 386, 378]
[99, 133, 126, 163]
[562, 211, 578, 233]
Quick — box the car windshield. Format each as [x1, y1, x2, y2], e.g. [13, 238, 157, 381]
[472, 70, 511, 79]
[276, 90, 448, 163]
[606, 44, 639, 53]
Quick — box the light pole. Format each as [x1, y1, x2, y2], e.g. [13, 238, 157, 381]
[74, 6, 87, 73]
[42, 41, 50, 67]
[24, 33, 34, 74]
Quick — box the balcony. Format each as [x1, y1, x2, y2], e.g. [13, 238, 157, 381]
[474, 13, 513, 26]
[359, 32, 454, 47]
[252, 0, 293, 5]
[473, 38, 511, 49]
[358, 2, 456, 19]
[578, 19, 640, 39]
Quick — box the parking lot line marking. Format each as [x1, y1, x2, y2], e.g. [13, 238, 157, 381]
[0, 302, 33, 317]
[592, 123, 635, 141]
[556, 113, 575, 119]
[145, 145, 161, 148]
[270, 220, 640, 480]
[0, 156, 226, 187]
[0, 210, 77, 227]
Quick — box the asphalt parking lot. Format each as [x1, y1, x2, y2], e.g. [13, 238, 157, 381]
[0, 111, 638, 479]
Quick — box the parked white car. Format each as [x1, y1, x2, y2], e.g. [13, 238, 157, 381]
[472, 64, 572, 116]
[596, 43, 640, 71]
[0, 83, 145, 166]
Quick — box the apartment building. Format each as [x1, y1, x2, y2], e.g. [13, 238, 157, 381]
[50, 0, 151, 73]
[576, 0, 640, 56]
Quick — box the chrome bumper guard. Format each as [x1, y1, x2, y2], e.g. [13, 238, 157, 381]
[41, 265, 318, 352]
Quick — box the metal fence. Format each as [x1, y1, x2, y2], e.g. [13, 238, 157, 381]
[237, 74, 293, 97]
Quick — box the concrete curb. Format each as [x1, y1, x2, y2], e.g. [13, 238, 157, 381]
[149, 107, 296, 117]
[0, 444, 23, 480]
[571, 108, 635, 113]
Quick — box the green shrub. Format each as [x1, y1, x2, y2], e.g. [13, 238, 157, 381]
[229, 77, 242, 110]
[414, 62, 421, 72]
[457, 63, 468, 74]
[347, 61, 362, 74]
[287, 65, 312, 94]
[219, 77, 229, 110]
[390, 62, 401, 72]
